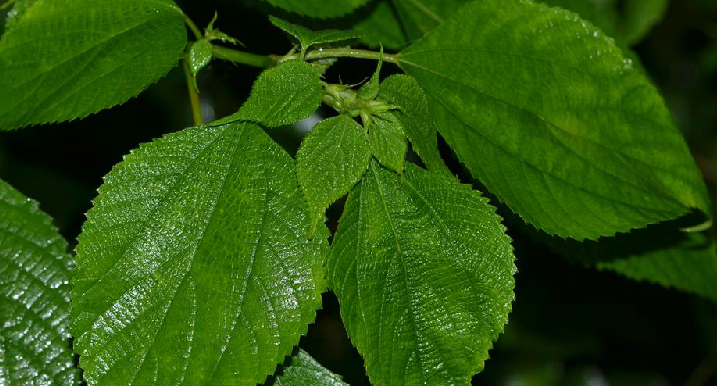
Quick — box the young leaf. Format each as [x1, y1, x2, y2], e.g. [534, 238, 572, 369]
[622, 0, 669, 45]
[329, 162, 516, 386]
[188, 39, 213, 87]
[0, 0, 187, 130]
[0, 179, 78, 385]
[296, 115, 371, 236]
[379, 74, 448, 173]
[217, 60, 323, 127]
[71, 122, 328, 386]
[260, 0, 370, 19]
[596, 233, 717, 301]
[399, 0, 711, 240]
[265, 349, 348, 386]
[367, 112, 406, 174]
[269, 16, 364, 58]
[358, 46, 383, 101]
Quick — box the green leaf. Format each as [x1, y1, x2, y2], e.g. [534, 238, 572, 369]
[269, 16, 364, 58]
[329, 161, 516, 386]
[540, 0, 619, 38]
[188, 39, 213, 87]
[296, 115, 371, 237]
[399, 0, 710, 240]
[622, 0, 669, 45]
[0, 0, 187, 130]
[260, 0, 370, 19]
[379, 74, 448, 173]
[367, 112, 406, 174]
[391, 0, 468, 42]
[352, 1, 407, 50]
[358, 45, 383, 101]
[0, 178, 78, 385]
[71, 122, 328, 385]
[596, 233, 717, 301]
[217, 60, 323, 127]
[3, 0, 38, 31]
[266, 349, 348, 386]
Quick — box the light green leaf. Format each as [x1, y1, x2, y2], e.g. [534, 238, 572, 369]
[358, 45, 383, 101]
[71, 122, 328, 386]
[352, 1, 407, 50]
[0, 179, 78, 385]
[266, 349, 348, 386]
[260, 0, 370, 19]
[296, 115, 371, 236]
[379, 74, 448, 173]
[329, 161, 516, 386]
[188, 39, 213, 87]
[0, 0, 187, 130]
[399, 0, 710, 240]
[269, 16, 364, 58]
[622, 0, 669, 45]
[367, 112, 406, 174]
[217, 60, 323, 127]
[596, 233, 717, 301]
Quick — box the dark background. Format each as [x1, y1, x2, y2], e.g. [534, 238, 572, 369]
[1, 1, 716, 385]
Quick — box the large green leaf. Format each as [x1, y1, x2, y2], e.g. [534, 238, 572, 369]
[540, 0, 619, 38]
[378, 74, 448, 173]
[71, 122, 328, 385]
[0, 179, 78, 385]
[352, 1, 406, 50]
[0, 0, 187, 130]
[399, 0, 710, 240]
[329, 161, 516, 386]
[266, 349, 348, 386]
[217, 60, 323, 127]
[296, 115, 371, 236]
[260, 0, 370, 19]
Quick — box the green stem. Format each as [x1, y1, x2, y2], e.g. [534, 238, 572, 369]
[212, 46, 276, 68]
[183, 13, 203, 40]
[183, 58, 204, 125]
[0, 0, 17, 10]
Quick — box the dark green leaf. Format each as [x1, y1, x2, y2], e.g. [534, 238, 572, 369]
[622, 0, 669, 45]
[217, 60, 323, 127]
[329, 161, 516, 386]
[260, 0, 370, 19]
[72, 122, 328, 385]
[266, 349, 348, 386]
[379, 74, 448, 173]
[0, 0, 187, 130]
[540, 0, 619, 38]
[269, 16, 364, 57]
[399, 0, 710, 240]
[367, 112, 406, 174]
[0, 178, 78, 385]
[392, 0, 467, 42]
[352, 1, 407, 50]
[296, 115, 371, 236]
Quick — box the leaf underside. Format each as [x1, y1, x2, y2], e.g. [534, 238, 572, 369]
[400, 0, 710, 240]
[0, 0, 187, 130]
[329, 162, 516, 386]
[0, 179, 78, 385]
[260, 0, 370, 19]
[72, 122, 328, 385]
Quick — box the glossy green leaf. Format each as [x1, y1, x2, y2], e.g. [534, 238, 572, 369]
[0, 179, 78, 385]
[269, 16, 364, 57]
[188, 39, 213, 87]
[622, 0, 669, 45]
[329, 161, 516, 386]
[379, 74, 448, 173]
[71, 122, 328, 385]
[399, 0, 710, 240]
[0, 0, 187, 130]
[367, 112, 406, 174]
[260, 0, 370, 19]
[296, 115, 371, 236]
[218, 60, 323, 127]
[597, 233, 717, 301]
[353, 1, 407, 50]
[266, 349, 348, 386]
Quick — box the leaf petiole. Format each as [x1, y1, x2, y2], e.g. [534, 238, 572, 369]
[183, 13, 203, 40]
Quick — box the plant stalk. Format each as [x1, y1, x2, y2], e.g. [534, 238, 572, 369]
[212, 46, 399, 68]
[183, 58, 204, 126]
[183, 13, 203, 40]
[212, 46, 277, 68]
